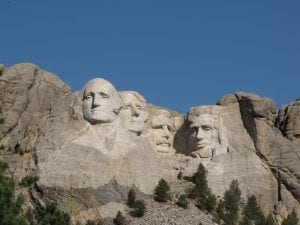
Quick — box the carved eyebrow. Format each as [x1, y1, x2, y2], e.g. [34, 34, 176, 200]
[98, 92, 109, 97]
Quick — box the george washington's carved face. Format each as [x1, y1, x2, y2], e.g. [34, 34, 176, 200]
[82, 78, 121, 124]
[119, 91, 148, 135]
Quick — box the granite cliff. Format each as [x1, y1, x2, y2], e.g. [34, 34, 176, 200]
[0, 63, 299, 224]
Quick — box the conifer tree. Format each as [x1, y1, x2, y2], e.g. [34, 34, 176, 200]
[132, 199, 146, 217]
[154, 178, 171, 202]
[187, 163, 217, 212]
[126, 188, 136, 208]
[0, 161, 28, 225]
[217, 180, 241, 225]
[33, 202, 71, 225]
[114, 211, 126, 225]
[176, 194, 189, 209]
[265, 213, 276, 225]
[282, 209, 298, 225]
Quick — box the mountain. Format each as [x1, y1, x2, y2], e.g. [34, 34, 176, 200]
[0, 63, 299, 225]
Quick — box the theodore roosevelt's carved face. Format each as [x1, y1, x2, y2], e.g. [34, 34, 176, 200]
[119, 91, 148, 135]
[82, 78, 121, 124]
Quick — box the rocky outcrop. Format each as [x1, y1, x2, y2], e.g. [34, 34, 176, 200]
[0, 63, 70, 182]
[276, 99, 300, 147]
[218, 92, 300, 217]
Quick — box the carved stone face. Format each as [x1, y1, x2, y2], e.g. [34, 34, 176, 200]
[188, 107, 221, 158]
[148, 111, 173, 154]
[119, 91, 148, 135]
[82, 78, 120, 124]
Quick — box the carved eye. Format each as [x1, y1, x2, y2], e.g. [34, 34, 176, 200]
[135, 105, 142, 110]
[84, 93, 93, 100]
[202, 125, 212, 130]
[191, 127, 198, 134]
[152, 125, 163, 129]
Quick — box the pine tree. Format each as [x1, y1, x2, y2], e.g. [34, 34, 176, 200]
[33, 202, 71, 225]
[218, 180, 241, 225]
[187, 163, 217, 212]
[126, 188, 136, 208]
[187, 163, 208, 199]
[114, 211, 126, 225]
[154, 178, 171, 202]
[176, 194, 189, 209]
[265, 213, 276, 225]
[0, 161, 29, 225]
[206, 192, 217, 212]
[132, 200, 146, 217]
[282, 209, 298, 225]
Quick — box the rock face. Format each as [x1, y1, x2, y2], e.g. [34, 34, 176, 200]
[276, 99, 300, 147]
[0, 63, 299, 224]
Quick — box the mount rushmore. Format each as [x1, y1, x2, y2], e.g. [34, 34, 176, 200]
[0, 63, 299, 223]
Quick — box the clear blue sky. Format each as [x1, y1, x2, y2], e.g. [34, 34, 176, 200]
[1, 0, 299, 113]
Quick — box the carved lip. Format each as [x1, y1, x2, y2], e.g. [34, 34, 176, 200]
[157, 142, 171, 147]
[196, 143, 209, 148]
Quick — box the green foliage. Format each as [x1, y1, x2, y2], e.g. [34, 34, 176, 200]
[186, 163, 217, 212]
[188, 163, 209, 199]
[85, 219, 103, 225]
[205, 192, 217, 212]
[239, 215, 252, 225]
[19, 175, 39, 187]
[131, 199, 146, 217]
[176, 194, 189, 209]
[154, 178, 171, 202]
[243, 196, 263, 220]
[0, 144, 5, 150]
[265, 213, 276, 225]
[282, 209, 298, 225]
[239, 195, 268, 225]
[217, 180, 241, 225]
[177, 170, 183, 180]
[0, 161, 29, 225]
[25, 208, 35, 225]
[126, 188, 136, 208]
[33, 202, 71, 225]
[114, 211, 126, 225]
[183, 175, 194, 182]
[0, 117, 5, 125]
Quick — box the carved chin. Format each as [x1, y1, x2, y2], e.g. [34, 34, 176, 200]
[191, 148, 212, 158]
[84, 112, 116, 124]
[127, 122, 145, 133]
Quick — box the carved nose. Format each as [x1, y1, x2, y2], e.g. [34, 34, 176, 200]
[196, 130, 203, 140]
[162, 126, 170, 138]
[93, 95, 101, 107]
[131, 106, 139, 117]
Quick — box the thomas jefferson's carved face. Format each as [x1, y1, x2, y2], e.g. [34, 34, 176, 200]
[82, 78, 120, 124]
[119, 91, 148, 135]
